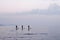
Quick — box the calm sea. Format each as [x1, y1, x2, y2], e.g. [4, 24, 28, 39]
[0, 26, 60, 40]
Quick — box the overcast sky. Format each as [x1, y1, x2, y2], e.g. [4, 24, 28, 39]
[0, 0, 60, 26]
[0, 0, 60, 13]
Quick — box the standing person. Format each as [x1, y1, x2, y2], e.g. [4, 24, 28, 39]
[16, 25, 18, 30]
[15, 25, 18, 40]
[28, 25, 30, 31]
[21, 25, 23, 31]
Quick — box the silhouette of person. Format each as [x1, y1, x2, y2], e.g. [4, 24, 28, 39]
[21, 25, 23, 31]
[28, 25, 30, 31]
[16, 25, 18, 30]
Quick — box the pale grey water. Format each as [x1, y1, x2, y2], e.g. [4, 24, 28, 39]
[0, 26, 60, 40]
[0, 26, 48, 40]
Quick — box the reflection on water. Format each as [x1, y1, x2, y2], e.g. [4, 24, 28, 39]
[0, 26, 48, 40]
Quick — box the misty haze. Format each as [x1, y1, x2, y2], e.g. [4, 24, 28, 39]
[0, 0, 60, 40]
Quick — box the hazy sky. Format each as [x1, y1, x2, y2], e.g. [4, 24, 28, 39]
[0, 0, 60, 13]
[0, 0, 60, 27]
